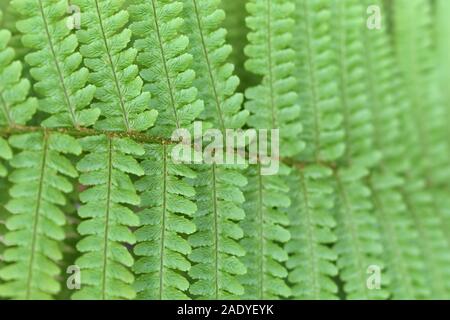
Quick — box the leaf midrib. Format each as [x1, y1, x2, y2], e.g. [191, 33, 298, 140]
[93, 0, 131, 132]
[25, 131, 49, 299]
[150, 0, 181, 130]
[37, 0, 77, 127]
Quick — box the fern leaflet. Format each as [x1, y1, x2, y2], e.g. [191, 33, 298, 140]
[11, 0, 98, 128]
[286, 165, 338, 299]
[0, 131, 80, 299]
[72, 135, 143, 299]
[73, 0, 158, 132]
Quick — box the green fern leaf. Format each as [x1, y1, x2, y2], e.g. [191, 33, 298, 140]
[221, 0, 252, 91]
[72, 135, 143, 300]
[240, 164, 292, 299]
[133, 144, 197, 299]
[331, 0, 380, 168]
[0, 26, 37, 129]
[11, 0, 98, 128]
[73, 0, 158, 132]
[0, 170, 9, 269]
[180, 0, 249, 299]
[368, 174, 429, 299]
[360, 0, 409, 173]
[0, 137, 11, 177]
[245, 0, 304, 157]
[394, 0, 450, 298]
[334, 167, 389, 299]
[188, 164, 248, 299]
[182, 0, 248, 130]
[0, 131, 80, 299]
[294, 0, 344, 162]
[129, 0, 204, 138]
[286, 165, 338, 299]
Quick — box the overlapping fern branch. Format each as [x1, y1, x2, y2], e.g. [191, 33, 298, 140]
[285, 165, 338, 299]
[73, 0, 157, 132]
[239, 0, 304, 300]
[329, 0, 387, 299]
[181, 0, 249, 299]
[0, 131, 80, 299]
[394, 0, 450, 298]
[73, 135, 143, 299]
[128, 0, 202, 299]
[361, 0, 429, 299]
[70, 0, 158, 300]
[11, 0, 98, 128]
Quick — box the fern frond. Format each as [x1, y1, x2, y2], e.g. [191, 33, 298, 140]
[245, 0, 304, 157]
[0, 24, 37, 130]
[434, 0, 450, 160]
[393, 0, 450, 298]
[133, 144, 197, 299]
[0, 137, 11, 177]
[0, 131, 80, 299]
[11, 0, 98, 128]
[334, 167, 388, 299]
[188, 164, 247, 299]
[401, 182, 450, 299]
[129, 0, 204, 138]
[73, 0, 158, 132]
[360, 0, 409, 173]
[240, 164, 291, 299]
[182, 0, 248, 131]
[0, 173, 9, 268]
[286, 165, 338, 299]
[393, 0, 450, 185]
[294, 0, 344, 162]
[368, 174, 429, 299]
[180, 0, 250, 300]
[72, 135, 143, 300]
[331, 0, 379, 168]
[221, 0, 252, 91]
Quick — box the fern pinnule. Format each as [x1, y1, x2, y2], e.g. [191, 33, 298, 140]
[334, 167, 388, 299]
[72, 135, 143, 300]
[188, 164, 248, 299]
[294, 0, 344, 163]
[401, 183, 450, 299]
[180, 0, 249, 299]
[368, 174, 429, 299]
[360, 0, 409, 173]
[182, 0, 248, 131]
[129, 0, 204, 138]
[394, 0, 450, 185]
[245, 0, 304, 158]
[240, 164, 292, 299]
[394, 0, 450, 298]
[0, 27, 37, 130]
[133, 144, 197, 300]
[221, 0, 252, 91]
[73, 0, 158, 132]
[434, 0, 450, 178]
[286, 165, 338, 299]
[11, 0, 98, 128]
[0, 138, 11, 177]
[0, 131, 80, 299]
[331, 0, 379, 168]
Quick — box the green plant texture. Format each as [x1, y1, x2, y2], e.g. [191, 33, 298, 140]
[0, 0, 449, 300]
